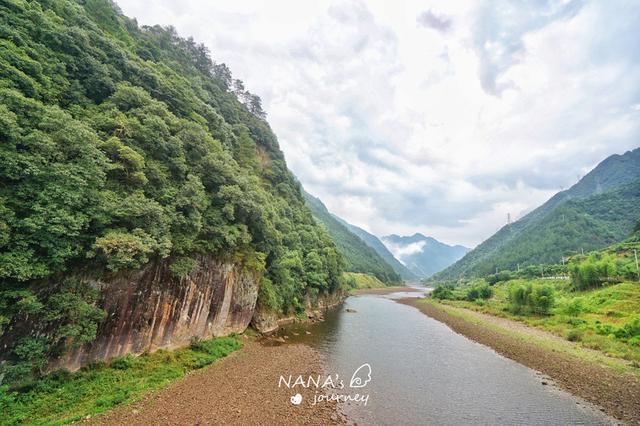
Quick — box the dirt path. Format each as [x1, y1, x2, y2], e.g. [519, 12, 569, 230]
[399, 298, 640, 425]
[86, 339, 345, 425]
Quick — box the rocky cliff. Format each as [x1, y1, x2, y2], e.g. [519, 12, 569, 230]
[50, 256, 259, 371]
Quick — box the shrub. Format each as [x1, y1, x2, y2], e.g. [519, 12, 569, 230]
[529, 284, 555, 315]
[508, 282, 555, 315]
[466, 283, 492, 301]
[563, 297, 586, 316]
[566, 329, 583, 342]
[432, 285, 455, 300]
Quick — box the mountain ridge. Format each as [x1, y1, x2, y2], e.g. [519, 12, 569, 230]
[302, 191, 401, 284]
[332, 216, 417, 280]
[382, 233, 470, 278]
[435, 148, 640, 280]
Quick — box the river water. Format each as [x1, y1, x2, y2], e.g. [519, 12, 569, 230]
[277, 289, 615, 425]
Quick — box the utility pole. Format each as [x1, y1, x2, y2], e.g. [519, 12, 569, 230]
[635, 249, 639, 282]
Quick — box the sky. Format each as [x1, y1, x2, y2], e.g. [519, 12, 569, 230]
[116, 0, 640, 247]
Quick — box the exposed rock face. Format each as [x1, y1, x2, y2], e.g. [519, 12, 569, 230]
[52, 255, 259, 371]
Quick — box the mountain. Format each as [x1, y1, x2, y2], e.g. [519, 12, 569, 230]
[333, 217, 417, 281]
[303, 191, 401, 284]
[0, 0, 344, 378]
[382, 233, 469, 278]
[435, 148, 640, 280]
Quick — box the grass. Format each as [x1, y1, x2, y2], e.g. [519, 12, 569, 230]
[434, 278, 640, 366]
[344, 272, 387, 290]
[417, 298, 638, 376]
[0, 336, 243, 426]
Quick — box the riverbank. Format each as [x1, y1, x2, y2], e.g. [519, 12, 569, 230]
[352, 286, 423, 296]
[85, 339, 345, 425]
[400, 297, 640, 424]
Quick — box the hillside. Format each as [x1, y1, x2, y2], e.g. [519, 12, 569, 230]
[435, 148, 640, 280]
[333, 217, 417, 280]
[303, 191, 401, 284]
[382, 234, 469, 278]
[0, 0, 343, 380]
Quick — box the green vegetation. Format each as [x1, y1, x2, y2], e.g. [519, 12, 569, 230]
[0, 0, 343, 384]
[432, 231, 640, 364]
[343, 272, 387, 290]
[303, 191, 401, 284]
[334, 218, 417, 280]
[435, 149, 640, 280]
[434, 277, 640, 364]
[0, 336, 242, 426]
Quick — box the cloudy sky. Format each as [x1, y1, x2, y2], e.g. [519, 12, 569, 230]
[116, 0, 640, 247]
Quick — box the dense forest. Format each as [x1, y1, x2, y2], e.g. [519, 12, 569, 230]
[435, 149, 640, 280]
[0, 0, 344, 380]
[303, 191, 401, 284]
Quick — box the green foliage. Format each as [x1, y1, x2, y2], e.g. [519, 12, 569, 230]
[0, 336, 242, 425]
[303, 191, 400, 284]
[343, 272, 387, 290]
[0, 0, 343, 383]
[168, 256, 198, 278]
[432, 285, 455, 300]
[1, 279, 104, 385]
[508, 282, 555, 315]
[465, 283, 493, 301]
[434, 278, 640, 364]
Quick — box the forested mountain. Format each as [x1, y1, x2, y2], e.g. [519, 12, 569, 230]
[435, 148, 640, 280]
[0, 0, 344, 377]
[303, 191, 401, 284]
[382, 234, 469, 278]
[333, 217, 417, 280]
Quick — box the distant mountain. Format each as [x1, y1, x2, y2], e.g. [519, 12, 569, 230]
[333, 217, 417, 281]
[382, 233, 469, 278]
[435, 148, 640, 280]
[302, 191, 401, 284]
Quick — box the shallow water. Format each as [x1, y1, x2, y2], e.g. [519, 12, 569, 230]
[278, 291, 614, 425]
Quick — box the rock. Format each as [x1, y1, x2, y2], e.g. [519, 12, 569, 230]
[305, 331, 311, 335]
[132, 409, 139, 415]
[345, 308, 357, 313]
[541, 381, 548, 385]
[273, 337, 285, 343]
[292, 332, 299, 336]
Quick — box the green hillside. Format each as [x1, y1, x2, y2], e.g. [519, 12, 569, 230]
[333, 216, 417, 281]
[0, 0, 343, 376]
[303, 191, 401, 284]
[435, 149, 640, 280]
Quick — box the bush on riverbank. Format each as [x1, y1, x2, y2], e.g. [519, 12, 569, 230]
[0, 336, 242, 425]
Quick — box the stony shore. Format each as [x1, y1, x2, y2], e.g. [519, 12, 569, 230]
[85, 339, 346, 425]
[400, 298, 640, 425]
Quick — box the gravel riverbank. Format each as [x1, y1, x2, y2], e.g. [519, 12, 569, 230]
[85, 339, 346, 425]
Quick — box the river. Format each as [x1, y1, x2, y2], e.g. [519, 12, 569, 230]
[277, 289, 615, 425]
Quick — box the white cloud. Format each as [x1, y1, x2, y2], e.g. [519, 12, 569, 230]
[115, 0, 640, 247]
